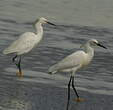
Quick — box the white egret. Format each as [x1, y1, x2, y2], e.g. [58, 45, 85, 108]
[49, 39, 107, 110]
[3, 17, 56, 78]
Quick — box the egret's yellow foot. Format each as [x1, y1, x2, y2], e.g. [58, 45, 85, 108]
[75, 98, 85, 102]
[17, 71, 23, 78]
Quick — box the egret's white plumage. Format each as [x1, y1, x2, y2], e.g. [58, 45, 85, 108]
[49, 39, 106, 75]
[3, 32, 40, 55]
[49, 51, 90, 73]
[49, 39, 107, 110]
[3, 17, 56, 77]
[3, 17, 53, 55]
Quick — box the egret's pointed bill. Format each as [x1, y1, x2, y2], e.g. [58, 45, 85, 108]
[47, 21, 56, 26]
[97, 43, 107, 49]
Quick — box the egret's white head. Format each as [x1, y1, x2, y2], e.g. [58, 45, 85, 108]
[34, 17, 56, 26]
[39, 17, 48, 24]
[88, 39, 107, 49]
[88, 39, 98, 46]
[80, 39, 107, 49]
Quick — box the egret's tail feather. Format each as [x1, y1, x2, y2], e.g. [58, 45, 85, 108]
[3, 48, 16, 55]
[48, 71, 57, 75]
[48, 64, 58, 74]
[3, 49, 10, 54]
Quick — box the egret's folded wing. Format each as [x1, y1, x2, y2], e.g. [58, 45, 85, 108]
[3, 38, 21, 54]
[53, 61, 79, 71]
[49, 51, 86, 73]
[3, 32, 36, 54]
[49, 52, 81, 73]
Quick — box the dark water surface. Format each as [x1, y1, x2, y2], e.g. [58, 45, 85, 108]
[0, 0, 113, 110]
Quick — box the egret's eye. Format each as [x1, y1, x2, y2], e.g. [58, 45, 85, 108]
[90, 41, 97, 46]
[93, 41, 98, 44]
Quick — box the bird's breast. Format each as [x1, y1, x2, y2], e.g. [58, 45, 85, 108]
[81, 54, 93, 67]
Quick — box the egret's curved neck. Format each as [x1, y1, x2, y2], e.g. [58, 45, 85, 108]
[35, 22, 43, 37]
[84, 43, 94, 58]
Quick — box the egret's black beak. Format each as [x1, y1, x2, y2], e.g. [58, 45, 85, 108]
[97, 43, 107, 49]
[46, 21, 56, 26]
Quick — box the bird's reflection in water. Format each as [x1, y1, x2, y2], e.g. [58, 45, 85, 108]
[0, 80, 32, 110]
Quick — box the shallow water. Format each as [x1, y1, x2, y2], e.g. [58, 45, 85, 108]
[0, 0, 113, 110]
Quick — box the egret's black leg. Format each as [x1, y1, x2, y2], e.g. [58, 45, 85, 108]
[17, 56, 22, 73]
[72, 76, 79, 98]
[12, 55, 23, 77]
[12, 55, 21, 70]
[16, 56, 23, 77]
[12, 55, 18, 65]
[66, 75, 72, 110]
